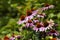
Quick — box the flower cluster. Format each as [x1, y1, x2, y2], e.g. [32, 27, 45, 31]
[17, 4, 59, 40]
[17, 5, 54, 25]
[4, 33, 21, 40]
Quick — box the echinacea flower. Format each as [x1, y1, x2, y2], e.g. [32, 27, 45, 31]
[48, 30, 59, 36]
[26, 9, 38, 20]
[33, 23, 41, 32]
[43, 21, 50, 30]
[45, 19, 55, 30]
[44, 21, 49, 27]
[17, 15, 27, 25]
[25, 20, 34, 28]
[33, 22, 45, 32]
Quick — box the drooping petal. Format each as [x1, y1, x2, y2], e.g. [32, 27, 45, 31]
[29, 23, 34, 27]
[17, 20, 24, 25]
[26, 15, 33, 20]
[33, 20, 39, 23]
[39, 27, 45, 32]
[33, 27, 38, 32]
[32, 10, 38, 16]
[10, 37, 15, 40]
[25, 23, 29, 28]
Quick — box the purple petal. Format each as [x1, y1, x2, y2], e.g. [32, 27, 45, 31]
[45, 7, 49, 10]
[32, 10, 38, 16]
[26, 23, 29, 27]
[26, 15, 33, 20]
[33, 20, 39, 23]
[39, 27, 45, 32]
[29, 23, 34, 27]
[17, 20, 23, 25]
[33, 27, 38, 32]
[54, 33, 58, 36]
[10, 37, 15, 40]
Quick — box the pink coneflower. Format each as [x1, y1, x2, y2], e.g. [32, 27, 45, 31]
[43, 21, 50, 30]
[26, 9, 38, 20]
[44, 21, 49, 27]
[33, 22, 45, 32]
[44, 19, 55, 30]
[17, 15, 26, 25]
[25, 20, 34, 28]
[33, 23, 41, 32]
[49, 30, 59, 36]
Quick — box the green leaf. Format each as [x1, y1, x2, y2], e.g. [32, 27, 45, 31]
[48, 13, 55, 18]
[57, 13, 60, 19]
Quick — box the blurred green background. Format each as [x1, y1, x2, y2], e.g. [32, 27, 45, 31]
[0, 0, 60, 39]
